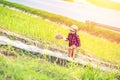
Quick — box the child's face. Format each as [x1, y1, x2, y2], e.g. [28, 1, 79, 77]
[70, 30, 76, 34]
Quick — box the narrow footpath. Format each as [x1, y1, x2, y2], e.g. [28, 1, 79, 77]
[0, 28, 119, 72]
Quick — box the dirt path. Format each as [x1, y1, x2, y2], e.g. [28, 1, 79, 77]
[0, 28, 119, 72]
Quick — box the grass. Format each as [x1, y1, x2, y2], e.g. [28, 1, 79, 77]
[0, 0, 120, 43]
[87, 0, 120, 10]
[0, 45, 118, 80]
[0, 6, 120, 65]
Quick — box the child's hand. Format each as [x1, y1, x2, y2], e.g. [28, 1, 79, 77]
[63, 37, 67, 41]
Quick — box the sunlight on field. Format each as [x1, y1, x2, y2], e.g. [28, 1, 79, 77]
[64, 0, 74, 2]
[87, 0, 120, 10]
[0, 1, 120, 80]
[0, 6, 120, 65]
[112, 0, 120, 3]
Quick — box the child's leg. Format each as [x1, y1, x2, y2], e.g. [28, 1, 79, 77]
[71, 48, 74, 58]
[71, 45, 76, 58]
[68, 46, 75, 58]
[68, 47, 72, 57]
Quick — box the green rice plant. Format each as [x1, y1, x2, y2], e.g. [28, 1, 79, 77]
[0, 46, 118, 80]
[0, 6, 120, 65]
[0, 0, 120, 43]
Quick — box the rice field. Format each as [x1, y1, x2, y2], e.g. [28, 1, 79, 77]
[87, 0, 120, 10]
[0, 45, 118, 80]
[1, 0, 120, 43]
[0, 6, 120, 65]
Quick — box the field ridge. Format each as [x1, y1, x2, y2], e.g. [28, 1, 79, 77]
[0, 27, 119, 71]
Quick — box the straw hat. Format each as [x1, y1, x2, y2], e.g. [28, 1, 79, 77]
[70, 25, 78, 31]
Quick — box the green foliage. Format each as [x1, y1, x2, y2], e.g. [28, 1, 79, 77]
[0, 46, 118, 80]
[0, 1, 119, 80]
[0, 6, 120, 64]
[0, 0, 120, 43]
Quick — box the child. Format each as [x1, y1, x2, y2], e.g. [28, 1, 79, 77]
[64, 25, 80, 58]
[55, 25, 80, 58]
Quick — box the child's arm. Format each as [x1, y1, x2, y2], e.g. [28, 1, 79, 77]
[76, 35, 81, 47]
[64, 33, 71, 41]
[63, 37, 68, 41]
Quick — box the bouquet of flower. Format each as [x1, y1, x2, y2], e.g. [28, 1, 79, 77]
[55, 33, 63, 39]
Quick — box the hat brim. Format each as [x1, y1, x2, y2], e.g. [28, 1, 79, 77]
[70, 28, 76, 31]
